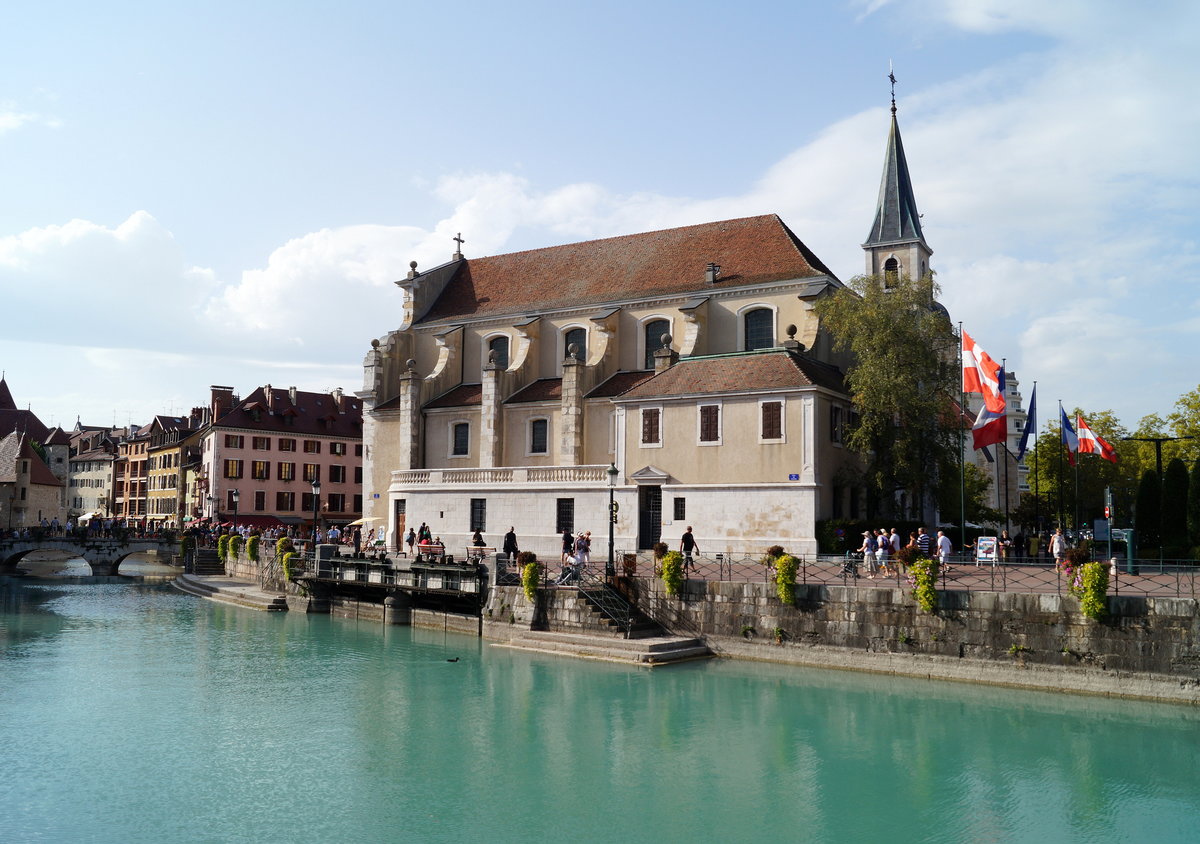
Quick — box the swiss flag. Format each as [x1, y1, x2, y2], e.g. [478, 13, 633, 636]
[962, 329, 1005, 413]
[1077, 415, 1118, 463]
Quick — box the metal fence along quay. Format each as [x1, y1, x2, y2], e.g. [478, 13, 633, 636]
[658, 552, 1200, 600]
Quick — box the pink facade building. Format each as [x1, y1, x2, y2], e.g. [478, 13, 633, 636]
[197, 385, 363, 531]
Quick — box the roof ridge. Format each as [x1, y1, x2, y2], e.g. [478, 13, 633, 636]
[466, 214, 780, 263]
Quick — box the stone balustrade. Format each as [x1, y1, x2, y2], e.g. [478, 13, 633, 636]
[392, 465, 610, 486]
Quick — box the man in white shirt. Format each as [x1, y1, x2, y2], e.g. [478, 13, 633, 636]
[936, 530, 953, 566]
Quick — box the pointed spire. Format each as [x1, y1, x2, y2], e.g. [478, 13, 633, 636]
[864, 78, 927, 249]
[0, 376, 16, 411]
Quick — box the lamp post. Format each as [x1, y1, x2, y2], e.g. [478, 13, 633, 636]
[230, 488, 240, 532]
[606, 462, 618, 578]
[206, 494, 216, 522]
[311, 479, 321, 544]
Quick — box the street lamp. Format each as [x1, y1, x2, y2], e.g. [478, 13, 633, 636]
[206, 494, 216, 522]
[311, 479, 321, 543]
[606, 462, 618, 578]
[230, 488, 240, 532]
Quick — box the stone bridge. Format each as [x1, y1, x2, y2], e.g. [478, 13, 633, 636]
[0, 537, 179, 577]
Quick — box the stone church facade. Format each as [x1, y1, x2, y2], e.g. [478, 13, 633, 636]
[359, 110, 932, 560]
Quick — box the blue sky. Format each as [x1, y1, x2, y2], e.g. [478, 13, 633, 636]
[2, 1, 1197, 432]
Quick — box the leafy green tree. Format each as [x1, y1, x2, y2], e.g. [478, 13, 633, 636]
[1165, 385, 1200, 465]
[1189, 458, 1200, 553]
[1010, 491, 1050, 533]
[936, 460, 1000, 526]
[1134, 469, 1161, 551]
[815, 273, 958, 522]
[1026, 409, 1131, 529]
[1161, 458, 1190, 557]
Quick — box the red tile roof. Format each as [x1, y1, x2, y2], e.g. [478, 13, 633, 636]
[616, 350, 845, 400]
[419, 214, 835, 323]
[213, 386, 362, 437]
[506, 379, 563, 404]
[425, 384, 483, 409]
[586, 370, 657, 399]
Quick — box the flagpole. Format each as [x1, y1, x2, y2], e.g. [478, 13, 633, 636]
[958, 322, 967, 555]
[1032, 381, 1039, 540]
[1002, 358, 1010, 533]
[1074, 454, 1080, 535]
[1057, 400, 1064, 530]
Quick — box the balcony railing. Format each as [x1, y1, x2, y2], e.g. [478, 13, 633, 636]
[392, 465, 611, 486]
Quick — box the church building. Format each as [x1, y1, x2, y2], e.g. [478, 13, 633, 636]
[359, 106, 934, 560]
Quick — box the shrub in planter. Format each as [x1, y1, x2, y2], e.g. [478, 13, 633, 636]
[217, 534, 230, 562]
[909, 555, 938, 614]
[229, 535, 243, 559]
[276, 536, 294, 557]
[661, 550, 684, 596]
[518, 552, 540, 602]
[246, 535, 260, 563]
[1078, 560, 1109, 621]
[775, 554, 799, 605]
[282, 551, 297, 580]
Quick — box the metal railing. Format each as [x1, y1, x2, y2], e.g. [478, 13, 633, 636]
[650, 551, 1199, 599]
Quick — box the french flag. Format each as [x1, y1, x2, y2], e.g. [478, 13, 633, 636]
[1077, 414, 1118, 463]
[1060, 405, 1079, 466]
[962, 329, 1006, 414]
[972, 369, 1008, 450]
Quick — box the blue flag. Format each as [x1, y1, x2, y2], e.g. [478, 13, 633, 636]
[1017, 385, 1036, 460]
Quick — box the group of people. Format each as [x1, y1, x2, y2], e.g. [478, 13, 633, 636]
[856, 526, 954, 577]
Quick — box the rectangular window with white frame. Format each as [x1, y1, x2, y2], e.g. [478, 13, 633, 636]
[640, 406, 662, 447]
[698, 403, 722, 445]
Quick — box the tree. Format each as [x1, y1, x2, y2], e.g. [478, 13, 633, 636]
[936, 460, 1000, 527]
[1134, 469, 1161, 552]
[815, 273, 958, 522]
[1189, 458, 1200, 553]
[1165, 385, 1200, 465]
[1026, 408, 1131, 530]
[1161, 458, 1190, 557]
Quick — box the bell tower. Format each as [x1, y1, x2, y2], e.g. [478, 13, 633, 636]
[862, 71, 932, 284]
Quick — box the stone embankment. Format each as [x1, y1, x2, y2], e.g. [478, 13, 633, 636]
[625, 578, 1200, 704]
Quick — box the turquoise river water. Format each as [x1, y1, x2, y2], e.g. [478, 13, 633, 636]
[1, 579, 1198, 843]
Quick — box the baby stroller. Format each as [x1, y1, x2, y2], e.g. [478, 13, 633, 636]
[840, 551, 859, 579]
[555, 557, 581, 585]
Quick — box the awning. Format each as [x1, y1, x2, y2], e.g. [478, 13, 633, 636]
[230, 515, 286, 529]
[77, 511, 101, 522]
[346, 517, 380, 527]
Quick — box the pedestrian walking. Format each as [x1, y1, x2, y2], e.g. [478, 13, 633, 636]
[680, 526, 699, 572]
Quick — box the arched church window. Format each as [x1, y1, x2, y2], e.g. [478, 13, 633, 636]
[564, 328, 586, 362]
[487, 336, 509, 369]
[743, 308, 774, 351]
[884, 257, 899, 289]
[643, 319, 669, 369]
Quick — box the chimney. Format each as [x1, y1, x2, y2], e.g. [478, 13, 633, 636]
[288, 386, 297, 405]
[210, 385, 235, 421]
[265, 383, 273, 407]
[332, 387, 344, 412]
[705, 262, 721, 284]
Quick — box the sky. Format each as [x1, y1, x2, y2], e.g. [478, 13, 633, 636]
[2, 0, 1197, 433]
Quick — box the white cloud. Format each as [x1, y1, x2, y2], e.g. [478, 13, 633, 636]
[5, 1, 1200, 430]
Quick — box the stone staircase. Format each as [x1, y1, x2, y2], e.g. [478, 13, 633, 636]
[191, 549, 225, 576]
[497, 629, 711, 665]
[172, 573, 288, 612]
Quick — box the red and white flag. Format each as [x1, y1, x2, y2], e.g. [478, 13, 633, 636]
[962, 329, 1005, 413]
[1077, 415, 1118, 463]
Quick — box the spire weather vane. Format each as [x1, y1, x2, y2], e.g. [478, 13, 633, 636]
[889, 61, 897, 115]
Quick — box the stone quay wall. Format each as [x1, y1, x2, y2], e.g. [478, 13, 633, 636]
[629, 578, 1200, 704]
